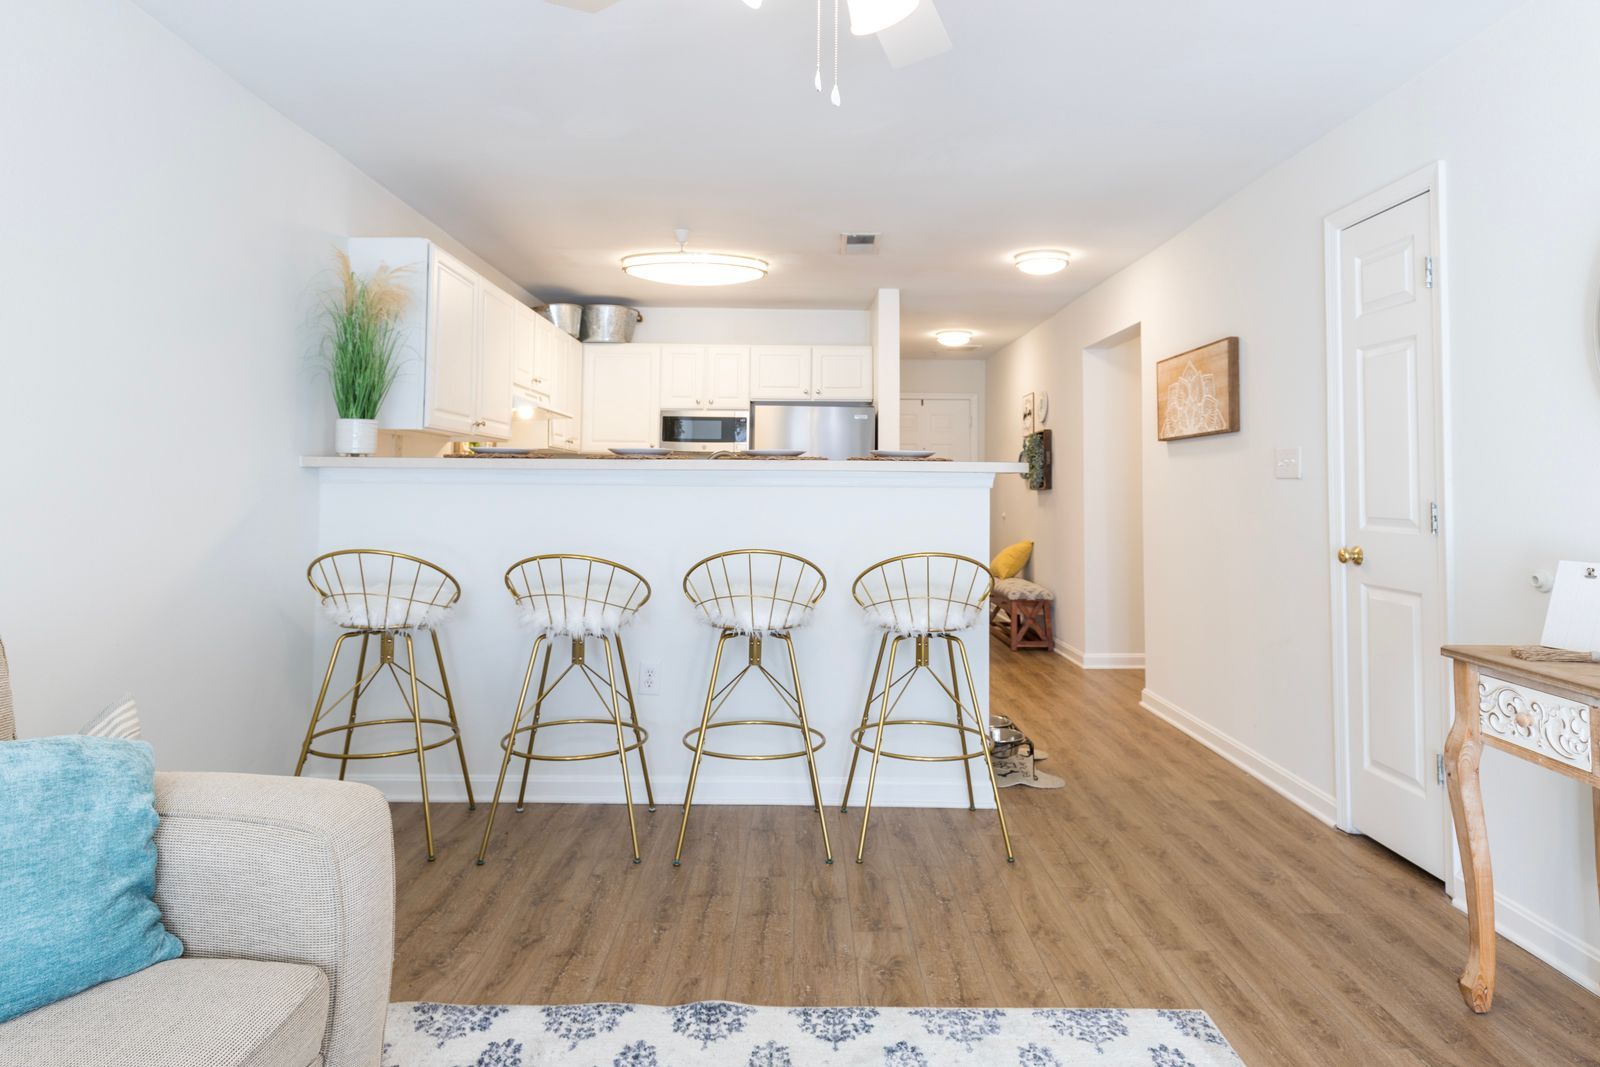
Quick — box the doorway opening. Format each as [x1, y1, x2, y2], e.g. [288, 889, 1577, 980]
[1081, 325, 1145, 669]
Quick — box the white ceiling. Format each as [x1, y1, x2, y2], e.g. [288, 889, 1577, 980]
[136, 0, 1514, 358]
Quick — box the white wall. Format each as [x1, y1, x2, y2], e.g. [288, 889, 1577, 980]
[630, 307, 870, 345]
[987, 0, 1600, 990]
[1081, 330, 1144, 664]
[901, 359, 987, 458]
[0, 0, 530, 770]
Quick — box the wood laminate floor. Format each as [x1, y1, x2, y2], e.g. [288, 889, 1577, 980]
[391, 638, 1600, 1065]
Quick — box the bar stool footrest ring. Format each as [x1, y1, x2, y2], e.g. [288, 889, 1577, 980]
[499, 717, 650, 761]
[305, 717, 463, 761]
[849, 718, 989, 763]
[680, 719, 827, 761]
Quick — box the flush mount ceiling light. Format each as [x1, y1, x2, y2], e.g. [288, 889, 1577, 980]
[622, 229, 768, 287]
[934, 329, 974, 347]
[1014, 249, 1072, 276]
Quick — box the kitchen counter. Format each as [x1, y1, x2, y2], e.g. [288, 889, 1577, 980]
[302, 453, 1021, 809]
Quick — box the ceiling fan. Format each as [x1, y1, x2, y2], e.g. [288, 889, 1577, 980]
[544, 0, 953, 91]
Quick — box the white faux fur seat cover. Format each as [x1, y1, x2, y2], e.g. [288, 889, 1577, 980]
[320, 595, 453, 631]
[864, 600, 983, 635]
[697, 594, 814, 635]
[517, 597, 634, 637]
[991, 577, 1055, 601]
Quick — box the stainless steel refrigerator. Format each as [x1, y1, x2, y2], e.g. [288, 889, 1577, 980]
[750, 401, 877, 459]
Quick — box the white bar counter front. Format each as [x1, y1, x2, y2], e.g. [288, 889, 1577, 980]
[302, 456, 1024, 809]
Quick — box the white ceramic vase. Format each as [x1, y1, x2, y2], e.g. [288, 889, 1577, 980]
[334, 418, 378, 456]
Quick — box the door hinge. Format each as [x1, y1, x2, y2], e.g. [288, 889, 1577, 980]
[1436, 752, 1446, 787]
[1425, 256, 1435, 289]
[1430, 501, 1439, 535]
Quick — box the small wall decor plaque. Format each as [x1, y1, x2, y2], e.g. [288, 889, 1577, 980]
[1156, 337, 1240, 441]
[1021, 391, 1037, 435]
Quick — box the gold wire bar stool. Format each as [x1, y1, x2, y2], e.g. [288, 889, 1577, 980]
[297, 549, 474, 862]
[677, 549, 833, 865]
[477, 555, 654, 865]
[840, 552, 1015, 864]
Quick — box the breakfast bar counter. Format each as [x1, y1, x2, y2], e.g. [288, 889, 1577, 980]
[300, 455, 1024, 810]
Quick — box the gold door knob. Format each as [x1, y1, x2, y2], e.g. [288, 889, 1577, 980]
[1337, 546, 1365, 566]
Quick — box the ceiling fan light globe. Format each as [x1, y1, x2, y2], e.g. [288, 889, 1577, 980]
[847, 0, 920, 36]
[741, 0, 762, 8]
[935, 329, 974, 347]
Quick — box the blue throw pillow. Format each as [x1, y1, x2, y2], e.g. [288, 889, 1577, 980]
[0, 736, 183, 1023]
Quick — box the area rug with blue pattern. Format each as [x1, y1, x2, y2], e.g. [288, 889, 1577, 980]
[384, 1001, 1244, 1066]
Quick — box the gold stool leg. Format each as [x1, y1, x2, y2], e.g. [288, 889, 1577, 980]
[600, 637, 642, 863]
[402, 633, 436, 861]
[676, 631, 731, 866]
[478, 635, 545, 865]
[296, 632, 352, 776]
[515, 641, 554, 813]
[947, 637, 977, 811]
[779, 634, 833, 864]
[840, 634, 889, 813]
[431, 630, 475, 810]
[616, 636, 656, 812]
[950, 635, 1015, 863]
[336, 634, 372, 781]
[856, 636, 905, 863]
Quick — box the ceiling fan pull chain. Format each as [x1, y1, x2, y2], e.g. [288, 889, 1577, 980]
[814, 0, 823, 91]
[831, 0, 841, 106]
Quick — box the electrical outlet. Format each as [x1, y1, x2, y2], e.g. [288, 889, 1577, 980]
[639, 664, 659, 694]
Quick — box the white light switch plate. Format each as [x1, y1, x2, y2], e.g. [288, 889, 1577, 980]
[1274, 447, 1303, 480]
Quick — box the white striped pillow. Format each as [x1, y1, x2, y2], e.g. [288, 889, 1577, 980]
[80, 696, 142, 741]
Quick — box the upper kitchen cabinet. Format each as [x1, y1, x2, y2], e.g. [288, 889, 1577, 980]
[812, 346, 873, 401]
[549, 341, 582, 450]
[750, 346, 811, 400]
[345, 237, 525, 441]
[750, 345, 873, 402]
[583, 344, 661, 451]
[661, 345, 750, 409]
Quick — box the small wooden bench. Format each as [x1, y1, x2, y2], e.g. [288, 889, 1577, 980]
[989, 577, 1055, 651]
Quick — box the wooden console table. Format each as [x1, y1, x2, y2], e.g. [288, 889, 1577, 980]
[1441, 645, 1599, 1012]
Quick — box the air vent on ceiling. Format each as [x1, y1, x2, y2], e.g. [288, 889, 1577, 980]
[838, 232, 881, 256]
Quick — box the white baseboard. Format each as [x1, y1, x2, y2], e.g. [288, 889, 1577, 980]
[1451, 891, 1600, 996]
[1139, 688, 1336, 826]
[1053, 640, 1146, 670]
[310, 769, 995, 811]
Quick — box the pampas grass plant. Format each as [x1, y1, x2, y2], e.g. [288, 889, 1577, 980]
[323, 250, 413, 420]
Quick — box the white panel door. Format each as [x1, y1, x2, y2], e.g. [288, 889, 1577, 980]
[750, 346, 812, 399]
[1337, 192, 1445, 877]
[705, 346, 751, 408]
[476, 286, 517, 440]
[660, 346, 708, 409]
[812, 345, 873, 401]
[424, 252, 479, 435]
[900, 396, 975, 461]
[583, 344, 660, 451]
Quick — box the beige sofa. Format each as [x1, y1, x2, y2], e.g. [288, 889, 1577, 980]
[0, 640, 395, 1067]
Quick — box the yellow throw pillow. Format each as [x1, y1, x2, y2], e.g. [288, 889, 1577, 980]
[991, 541, 1033, 579]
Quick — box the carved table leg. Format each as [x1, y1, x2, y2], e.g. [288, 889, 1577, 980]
[1446, 659, 1495, 1012]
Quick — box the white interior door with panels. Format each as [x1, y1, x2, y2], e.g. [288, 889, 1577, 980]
[900, 394, 976, 461]
[1327, 176, 1449, 879]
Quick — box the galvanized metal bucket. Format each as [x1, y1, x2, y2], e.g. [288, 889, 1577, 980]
[581, 304, 643, 343]
[541, 303, 583, 337]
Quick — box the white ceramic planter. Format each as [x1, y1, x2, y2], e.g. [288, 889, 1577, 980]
[334, 418, 378, 456]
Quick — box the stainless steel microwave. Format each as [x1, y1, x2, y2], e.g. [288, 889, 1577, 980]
[660, 410, 749, 452]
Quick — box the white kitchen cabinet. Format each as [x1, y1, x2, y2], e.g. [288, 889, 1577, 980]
[346, 237, 527, 441]
[750, 346, 812, 400]
[811, 345, 873, 401]
[549, 336, 583, 450]
[531, 315, 561, 395]
[750, 345, 873, 401]
[660, 345, 750, 409]
[660, 345, 709, 409]
[706, 346, 751, 408]
[582, 344, 660, 451]
[476, 285, 517, 439]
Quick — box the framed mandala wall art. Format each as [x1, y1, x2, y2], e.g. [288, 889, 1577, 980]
[1156, 337, 1240, 441]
